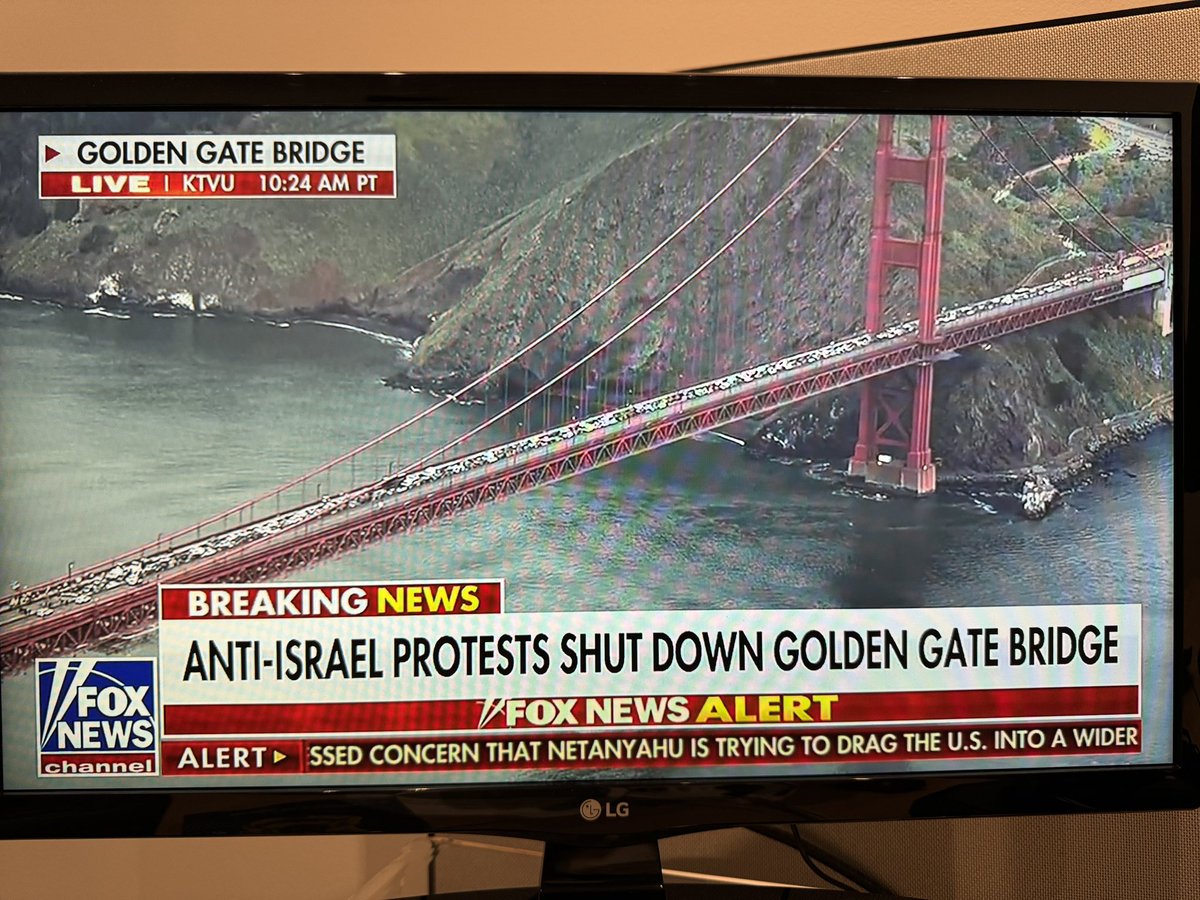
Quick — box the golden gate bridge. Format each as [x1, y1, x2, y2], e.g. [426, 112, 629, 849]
[0, 114, 1172, 671]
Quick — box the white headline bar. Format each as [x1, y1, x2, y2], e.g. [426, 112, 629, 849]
[158, 603, 1142, 706]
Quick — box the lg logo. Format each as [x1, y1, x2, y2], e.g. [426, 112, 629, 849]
[579, 799, 629, 821]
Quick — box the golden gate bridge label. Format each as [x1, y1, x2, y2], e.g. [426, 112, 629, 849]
[148, 588, 1144, 779]
[38, 135, 397, 198]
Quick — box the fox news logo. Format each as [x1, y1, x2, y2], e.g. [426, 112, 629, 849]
[36, 658, 159, 777]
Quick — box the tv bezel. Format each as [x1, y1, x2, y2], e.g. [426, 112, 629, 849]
[0, 72, 1195, 843]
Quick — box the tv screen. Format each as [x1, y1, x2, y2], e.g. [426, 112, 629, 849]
[0, 75, 1195, 848]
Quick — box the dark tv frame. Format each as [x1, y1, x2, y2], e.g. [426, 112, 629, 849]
[0, 73, 1196, 847]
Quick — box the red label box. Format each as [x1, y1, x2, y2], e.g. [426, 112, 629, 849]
[160, 581, 504, 620]
[162, 685, 1139, 737]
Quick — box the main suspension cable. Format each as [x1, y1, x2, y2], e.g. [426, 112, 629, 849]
[208, 116, 804, 513]
[401, 115, 865, 475]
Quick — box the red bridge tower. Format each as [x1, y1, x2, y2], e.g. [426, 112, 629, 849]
[848, 114, 948, 495]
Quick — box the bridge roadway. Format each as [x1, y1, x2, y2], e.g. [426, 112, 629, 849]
[0, 247, 1169, 670]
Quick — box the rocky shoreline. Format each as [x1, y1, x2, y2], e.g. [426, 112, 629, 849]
[0, 282, 420, 349]
[937, 399, 1172, 518]
[736, 393, 1171, 520]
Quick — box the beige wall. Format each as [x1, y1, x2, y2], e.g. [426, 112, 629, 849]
[0, 0, 1161, 73]
[1, 2, 1196, 898]
[723, 2, 1200, 80]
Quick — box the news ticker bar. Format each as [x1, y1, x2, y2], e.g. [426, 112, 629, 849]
[146, 720, 1142, 777]
[161, 686, 1140, 736]
[38, 135, 397, 199]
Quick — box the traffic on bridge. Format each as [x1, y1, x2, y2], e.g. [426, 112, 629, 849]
[0, 242, 1168, 668]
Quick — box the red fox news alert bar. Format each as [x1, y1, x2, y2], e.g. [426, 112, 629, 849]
[38, 135, 397, 198]
[142, 583, 1143, 779]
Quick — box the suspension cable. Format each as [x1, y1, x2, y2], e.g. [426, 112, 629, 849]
[193, 115, 803, 517]
[209, 121, 802, 499]
[967, 115, 1114, 259]
[1014, 116, 1167, 271]
[400, 116, 864, 474]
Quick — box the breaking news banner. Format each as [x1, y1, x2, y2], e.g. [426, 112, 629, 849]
[140, 584, 1144, 778]
[161, 581, 505, 619]
[38, 135, 397, 199]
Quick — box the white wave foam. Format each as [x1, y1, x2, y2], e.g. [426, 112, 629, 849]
[294, 318, 412, 348]
[696, 427, 739, 446]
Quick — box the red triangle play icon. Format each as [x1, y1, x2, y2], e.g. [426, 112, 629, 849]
[44, 145, 60, 162]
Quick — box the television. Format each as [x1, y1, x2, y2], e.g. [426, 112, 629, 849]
[0, 74, 1195, 898]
